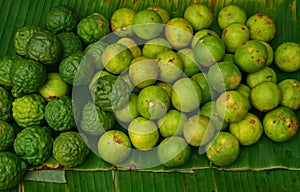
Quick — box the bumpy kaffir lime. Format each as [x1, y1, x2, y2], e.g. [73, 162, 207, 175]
[77, 13, 110, 44]
[45, 96, 77, 132]
[13, 25, 43, 56]
[26, 30, 62, 65]
[0, 55, 22, 88]
[0, 86, 13, 122]
[12, 94, 46, 128]
[80, 102, 116, 135]
[57, 31, 83, 59]
[59, 51, 94, 85]
[53, 131, 90, 168]
[10, 58, 47, 98]
[46, 5, 78, 33]
[13, 126, 53, 165]
[0, 120, 15, 151]
[0, 152, 27, 190]
[92, 75, 130, 112]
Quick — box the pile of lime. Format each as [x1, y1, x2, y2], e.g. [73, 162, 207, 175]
[0, 3, 299, 190]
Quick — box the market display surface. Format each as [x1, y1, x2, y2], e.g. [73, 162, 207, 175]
[0, 0, 299, 191]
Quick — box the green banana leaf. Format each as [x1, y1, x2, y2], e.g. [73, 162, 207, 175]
[0, 0, 300, 191]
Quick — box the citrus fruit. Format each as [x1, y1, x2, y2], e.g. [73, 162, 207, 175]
[263, 107, 298, 142]
[229, 113, 263, 146]
[98, 130, 132, 164]
[183, 115, 215, 147]
[53, 131, 90, 168]
[13, 126, 53, 165]
[171, 77, 202, 113]
[137, 85, 170, 119]
[157, 136, 191, 168]
[206, 131, 240, 166]
[158, 109, 187, 137]
[128, 117, 159, 151]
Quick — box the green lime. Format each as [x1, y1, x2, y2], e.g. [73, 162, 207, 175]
[157, 136, 191, 168]
[158, 109, 187, 137]
[128, 117, 159, 151]
[171, 78, 202, 113]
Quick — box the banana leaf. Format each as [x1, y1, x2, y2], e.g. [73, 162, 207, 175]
[0, 0, 300, 190]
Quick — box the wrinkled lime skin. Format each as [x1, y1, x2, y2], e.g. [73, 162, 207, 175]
[0, 55, 22, 88]
[10, 58, 47, 98]
[12, 94, 46, 128]
[57, 31, 83, 59]
[0, 120, 15, 151]
[80, 102, 116, 135]
[45, 96, 77, 132]
[250, 81, 282, 112]
[157, 136, 191, 168]
[59, 51, 94, 85]
[0, 152, 27, 190]
[14, 25, 42, 56]
[53, 131, 90, 168]
[46, 5, 78, 33]
[26, 30, 62, 65]
[13, 126, 53, 165]
[278, 79, 300, 110]
[229, 113, 263, 146]
[206, 132, 240, 166]
[0, 87, 13, 122]
[77, 13, 110, 44]
[93, 75, 130, 112]
[110, 8, 136, 37]
[263, 107, 298, 142]
[98, 130, 131, 164]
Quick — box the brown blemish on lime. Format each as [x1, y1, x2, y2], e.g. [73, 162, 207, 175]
[113, 135, 122, 144]
[250, 119, 256, 124]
